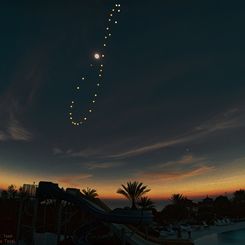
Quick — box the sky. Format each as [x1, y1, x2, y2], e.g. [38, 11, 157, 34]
[0, 0, 245, 199]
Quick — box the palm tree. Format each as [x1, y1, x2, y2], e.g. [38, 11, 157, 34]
[137, 196, 155, 210]
[117, 181, 150, 209]
[170, 194, 186, 205]
[81, 187, 98, 198]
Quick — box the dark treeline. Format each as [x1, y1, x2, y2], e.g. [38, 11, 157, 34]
[154, 190, 245, 225]
[1, 184, 245, 225]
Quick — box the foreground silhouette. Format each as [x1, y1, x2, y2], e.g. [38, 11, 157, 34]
[117, 181, 150, 209]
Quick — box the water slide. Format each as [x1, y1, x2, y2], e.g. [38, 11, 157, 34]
[36, 181, 153, 225]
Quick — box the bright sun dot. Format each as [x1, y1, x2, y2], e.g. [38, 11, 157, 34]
[94, 53, 100, 59]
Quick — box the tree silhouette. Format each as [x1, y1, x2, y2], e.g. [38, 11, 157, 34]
[137, 196, 155, 210]
[81, 187, 98, 198]
[232, 189, 245, 218]
[117, 181, 150, 209]
[7, 185, 17, 199]
[214, 195, 231, 218]
[161, 193, 193, 222]
[1, 190, 8, 199]
[233, 189, 245, 204]
[170, 194, 186, 205]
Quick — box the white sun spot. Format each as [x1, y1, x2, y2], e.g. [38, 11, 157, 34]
[94, 53, 100, 59]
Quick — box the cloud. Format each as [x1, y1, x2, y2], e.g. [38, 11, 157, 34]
[8, 120, 32, 141]
[132, 153, 213, 183]
[0, 46, 47, 143]
[156, 154, 205, 168]
[58, 173, 92, 187]
[0, 78, 34, 142]
[53, 107, 245, 162]
[0, 119, 32, 142]
[86, 161, 123, 170]
[195, 111, 243, 132]
[138, 165, 215, 182]
[68, 148, 100, 158]
[108, 108, 245, 159]
[109, 137, 190, 159]
[53, 147, 63, 155]
[52, 147, 100, 158]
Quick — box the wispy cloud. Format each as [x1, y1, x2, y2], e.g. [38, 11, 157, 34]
[0, 84, 34, 142]
[131, 153, 214, 183]
[8, 120, 32, 141]
[68, 149, 100, 158]
[108, 108, 244, 159]
[138, 165, 215, 182]
[53, 147, 64, 155]
[156, 154, 205, 168]
[53, 107, 245, 161]
[0, 46, 47, 143]
[195, 109, 243, 131]
[86, 161, 123, 170]
[58, 173, 92, 187]
[0, 119, 32, 142]
[52, 147, 91, 159]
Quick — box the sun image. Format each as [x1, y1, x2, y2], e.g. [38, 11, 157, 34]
[94, 53, 100, 59]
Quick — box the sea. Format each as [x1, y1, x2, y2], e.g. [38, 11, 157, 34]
[101, 198, 170, 211]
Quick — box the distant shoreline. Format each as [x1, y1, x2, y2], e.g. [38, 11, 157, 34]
[101, 198, 171, 211]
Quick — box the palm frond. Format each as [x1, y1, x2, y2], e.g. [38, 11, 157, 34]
[117, 181, 151, 209]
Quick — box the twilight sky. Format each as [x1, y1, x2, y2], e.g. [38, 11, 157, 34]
[0, 0, 245, 198]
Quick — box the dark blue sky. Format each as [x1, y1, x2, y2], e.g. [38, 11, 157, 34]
[0, 0, 245, 198]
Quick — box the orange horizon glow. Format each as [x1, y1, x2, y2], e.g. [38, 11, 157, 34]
[1, 163, 244, 200]
[0, 179, 244, 201]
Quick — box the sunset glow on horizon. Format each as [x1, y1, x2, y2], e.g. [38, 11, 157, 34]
[1, 164, 244, 200]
